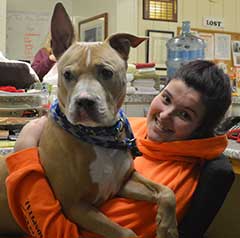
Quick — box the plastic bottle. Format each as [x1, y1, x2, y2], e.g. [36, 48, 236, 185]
[49, 85, 58, 104]
[166, 21, 206, 79]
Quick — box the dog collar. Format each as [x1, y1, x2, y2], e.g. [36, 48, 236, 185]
[50, 100, 142, 158]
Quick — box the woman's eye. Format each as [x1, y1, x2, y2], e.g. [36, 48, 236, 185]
[162, 94, 171, 104]
[101, 68, 113, 80]
[177, 111, 191, 121]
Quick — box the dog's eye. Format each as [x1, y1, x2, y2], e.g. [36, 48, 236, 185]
[101, 68, 113, 80]
[63, 69, 75, 81]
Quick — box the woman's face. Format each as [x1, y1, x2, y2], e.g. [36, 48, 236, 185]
[147, 79, 206, 142]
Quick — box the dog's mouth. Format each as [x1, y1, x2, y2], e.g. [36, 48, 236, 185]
[68, 100, 99, 125]
[66, 97, 115, 127]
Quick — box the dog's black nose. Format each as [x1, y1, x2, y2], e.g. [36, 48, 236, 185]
[76, 98, 96, 109]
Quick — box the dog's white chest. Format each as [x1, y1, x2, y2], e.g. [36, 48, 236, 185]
[89, 146, 132, 204]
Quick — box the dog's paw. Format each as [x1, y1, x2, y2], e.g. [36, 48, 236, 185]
[119, 228, 138, 238]
[155, 187, 178, 238]
[156, 218, 179, 238]
[168, 228, 179, 238]
[156, 226, 178, 238]
[156, 212, 178, 238]
[157, 229, 178, 238]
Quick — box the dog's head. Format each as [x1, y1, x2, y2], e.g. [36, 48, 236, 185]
[51, 3, 146, 127]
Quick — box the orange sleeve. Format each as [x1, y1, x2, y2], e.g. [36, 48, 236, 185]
[5, 148, 81, 238]
[5, 148, 156, 238]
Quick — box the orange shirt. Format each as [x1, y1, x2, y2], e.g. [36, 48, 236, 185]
[5, 118, 228, 238]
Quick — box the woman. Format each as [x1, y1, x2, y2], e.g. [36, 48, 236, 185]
[5, 60, 232, 238]
[31, 33, 56, 81]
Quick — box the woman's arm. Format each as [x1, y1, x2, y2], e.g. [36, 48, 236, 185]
[6, 117, 81, 238]
[7, 117, 154, 238]
[14, 116, 47, 152]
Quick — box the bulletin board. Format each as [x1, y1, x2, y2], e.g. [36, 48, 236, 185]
[177, 27, 240, 73]
[6, 11, 50, 61]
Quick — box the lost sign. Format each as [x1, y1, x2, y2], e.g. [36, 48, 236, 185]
[203, 17, 224, 29]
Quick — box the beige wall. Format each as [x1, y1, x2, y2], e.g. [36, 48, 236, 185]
[4, 0, 72, 60]
[6, 0, 72, 14]
[136, 0, 240, 65]
[0, 0, 6, 54]
[73, 0, 139, 62]
[2, 0, 240, 61]
[72, 0, 117, 37]
[74, 0, 240, 65]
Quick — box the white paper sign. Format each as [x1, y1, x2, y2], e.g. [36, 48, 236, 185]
[203, 17, 224, 29]
[214, 33, 231, 60]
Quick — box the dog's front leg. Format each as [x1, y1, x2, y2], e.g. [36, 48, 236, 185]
[118, 171, 179, 238]
[66, 201, 137, 238]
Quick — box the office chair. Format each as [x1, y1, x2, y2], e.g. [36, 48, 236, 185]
[178, 153, 235, 238]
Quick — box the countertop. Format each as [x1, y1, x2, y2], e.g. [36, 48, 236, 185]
[125, 92, 156, 103]
[0, 139, 239, 159]
[0, 94, 240, 159]
[232, 96, 240, 104]
[124, 94, 240, 105]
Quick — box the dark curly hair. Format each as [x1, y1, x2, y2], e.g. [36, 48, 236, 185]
[168, 60, 232, 138]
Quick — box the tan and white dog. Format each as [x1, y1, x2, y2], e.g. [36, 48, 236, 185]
[0, 3, 178, 238]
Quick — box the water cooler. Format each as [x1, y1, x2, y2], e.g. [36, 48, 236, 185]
[166, 21, 206, 79]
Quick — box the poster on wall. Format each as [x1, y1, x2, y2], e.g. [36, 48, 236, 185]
[146, 30, 174, 70]
[78, 13, 108, 42]
[198, 32, 214, 60]
[232, 40, 240, 66]
[6, 11, 50, 61]
[214, 33, 231, 60]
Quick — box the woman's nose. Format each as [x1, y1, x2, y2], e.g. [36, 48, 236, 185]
[159, 107, 173, 120]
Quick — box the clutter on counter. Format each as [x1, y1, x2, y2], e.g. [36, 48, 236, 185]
[127, 62, 163, 95]
[0, 82, 57, 154]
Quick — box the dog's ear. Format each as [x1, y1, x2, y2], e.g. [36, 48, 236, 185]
[51, 2, 75, 59]
[106, 33, 148, 61]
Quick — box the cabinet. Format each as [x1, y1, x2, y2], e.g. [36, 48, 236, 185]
[210, 141, 240, 238]
[206, 172, 240, 238]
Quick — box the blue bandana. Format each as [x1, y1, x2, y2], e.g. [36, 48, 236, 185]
[50, 100, 142, 157]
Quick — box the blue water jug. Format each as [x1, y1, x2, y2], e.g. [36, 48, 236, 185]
[166, 21, 206, 79]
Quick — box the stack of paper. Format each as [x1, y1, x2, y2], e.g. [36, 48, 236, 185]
[132, 63, 159, 94]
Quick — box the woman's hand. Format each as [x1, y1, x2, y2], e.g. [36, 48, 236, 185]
[49, 54, 56, 62]
[14, 116, 48, 152]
